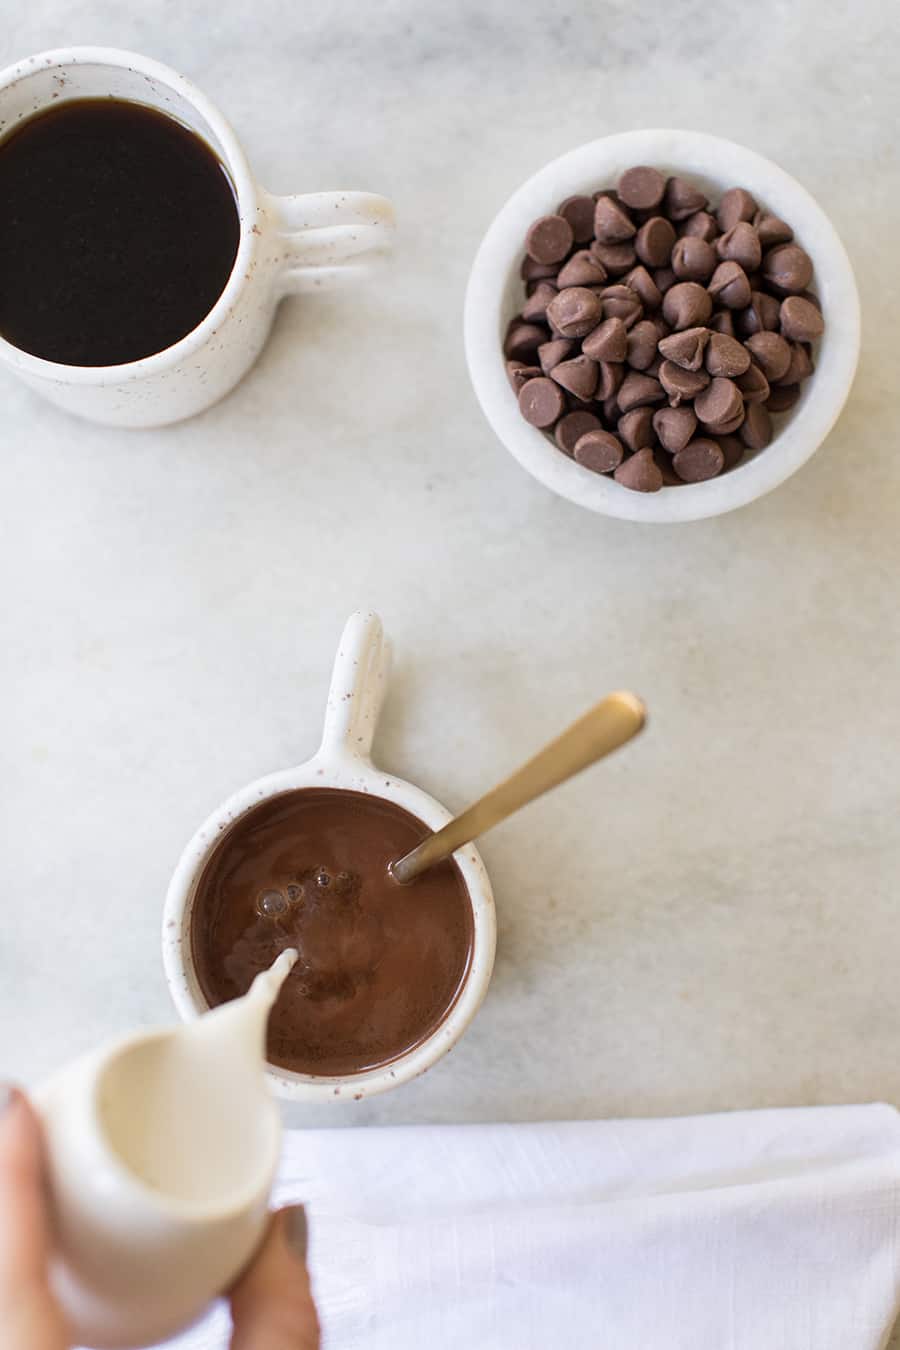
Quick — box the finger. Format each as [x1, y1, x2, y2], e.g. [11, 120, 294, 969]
[0, 1086, 52, 1291]
[230, 1206, 319, 1350]
[0, 1085, 69, 1350]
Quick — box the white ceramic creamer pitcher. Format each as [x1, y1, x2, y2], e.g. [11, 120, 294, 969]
[34, 950, 297, 1348]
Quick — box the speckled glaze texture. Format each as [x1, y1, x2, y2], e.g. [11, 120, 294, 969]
[465, 130, 860, 523]
[162, 612, 497, 1101]
[0, 48, 394, 427]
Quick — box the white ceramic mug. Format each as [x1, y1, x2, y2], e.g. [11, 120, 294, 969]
[163, 611, 497, 1100]
[0, 47, 395, 427]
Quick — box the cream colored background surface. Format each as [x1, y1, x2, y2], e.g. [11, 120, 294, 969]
[2, 0, 897, 1174]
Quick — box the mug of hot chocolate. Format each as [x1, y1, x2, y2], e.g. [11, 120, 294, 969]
[162, 612, 496, 1100]
[0, 47, 394, 427]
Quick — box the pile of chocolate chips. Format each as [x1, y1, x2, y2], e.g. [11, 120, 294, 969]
[505, 166, 823, 492]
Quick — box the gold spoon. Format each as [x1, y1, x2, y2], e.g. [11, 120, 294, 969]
[390, 691, 646, 884]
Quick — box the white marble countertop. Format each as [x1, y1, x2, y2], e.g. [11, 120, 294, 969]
[3, 1, 899, 1144]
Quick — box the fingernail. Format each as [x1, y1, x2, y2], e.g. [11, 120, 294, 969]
[285, 1204, 308, 1262]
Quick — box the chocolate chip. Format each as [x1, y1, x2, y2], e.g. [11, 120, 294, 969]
[708, 261, 752, 309]
[705, 332, 751, 378]
[776, 341, 814, 386]
[762, 243, 813, 295]
[525, 214, 574, 265]
[602, 392, 621, 424]
[740, 401, 772, 450]
[744, 331, 792, 382]
[601, 284, 643, 329]
[626, 319, 660, 371]
[664, 176, 708, 221]
[506, 360, 542, 392]
[659, 360, 710, 405]
[799, 289, 821, 311]
[736, 362, 770, 404]
[635, 216, 676, 268]
[582, 316, 628, 363]
[680, 210, 719, 243]
[716, 221, 762, 272]
[703, 409, 745, 436]
[708, 310, 735, 337]
[653, 266, 677, 295]
[591, 240, 638, 276]
[671, 236, 717, 282]
[546, 287, 603, 338]
[673, 437, 725, 482]
[538, 338, 575, 373]
[517, 377, 566, 427]
[521, 281, 558, 323]
[594, 195, 637, 243]
[520, 255, 559, 282]
[658, 326, 709, 371]
[614, 445, 663, 491]
[504, 321, 547, 361]
[557, 250, 608, 288]
[654, 448, 682, 485]
[766, 384, 802, 413]
[557, 194, 596, 243]
[662, 282, 713, 331]
[550, 353, 599, 401]
[555, 410, 601, 455]
[780, 295, 824, 342]
[617, 370, 665, 412]
[753, 211, 793, 247]
[597, 360, 625, 401]
[717, 434, 745, 470]
[652, 404, 697, 453]
[737, 290, 782, 336]
[694, 376, 743, 427]
[618, 405, 656, 451]
[618, 166, 666, 211]
[574, 429, 624, 474]
[624, 265, 663, 311]
[716, 187, 757, 232]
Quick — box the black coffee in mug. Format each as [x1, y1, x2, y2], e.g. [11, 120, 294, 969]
[0, 98, 240, 366]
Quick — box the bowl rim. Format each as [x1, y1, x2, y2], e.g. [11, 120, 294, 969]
[464, 128, 861, 523]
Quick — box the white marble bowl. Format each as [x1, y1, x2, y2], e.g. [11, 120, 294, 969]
[464, 130, 860, 523]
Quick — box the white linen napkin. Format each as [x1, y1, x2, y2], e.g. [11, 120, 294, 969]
[171, 1104, 900, 1350]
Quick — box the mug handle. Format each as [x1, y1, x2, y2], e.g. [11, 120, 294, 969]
[265, 190, 395, 294]
[318, 611, 391, 763]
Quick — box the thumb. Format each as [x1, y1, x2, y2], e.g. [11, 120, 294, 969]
[229, 1206, 319, 1350]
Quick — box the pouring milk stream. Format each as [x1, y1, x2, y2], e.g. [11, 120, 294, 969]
[34, 949, 297, 1348]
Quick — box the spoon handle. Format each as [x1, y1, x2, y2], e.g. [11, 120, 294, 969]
[391, 690, 646, 885]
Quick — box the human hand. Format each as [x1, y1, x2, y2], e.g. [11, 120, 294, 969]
[0, 1086, 320, 1349]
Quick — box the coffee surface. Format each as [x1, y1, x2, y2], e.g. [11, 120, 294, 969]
[0, 98, 240, 365]
[190, 789, 474, 1077]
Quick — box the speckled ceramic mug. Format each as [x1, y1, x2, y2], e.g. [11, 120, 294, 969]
[0, 47, 395, 427]
[162, 612, 497, 1101]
